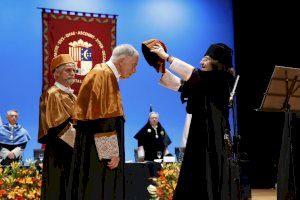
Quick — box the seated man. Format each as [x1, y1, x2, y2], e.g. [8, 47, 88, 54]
[134, 111, 171, 161]
[0, 110, 31, 165]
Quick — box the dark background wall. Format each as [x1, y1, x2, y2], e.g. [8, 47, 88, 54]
[233, 1, 300, 188]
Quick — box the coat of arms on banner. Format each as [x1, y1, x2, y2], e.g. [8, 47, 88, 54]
[69, 39, 93, 76]
[42, 10, 117, 94]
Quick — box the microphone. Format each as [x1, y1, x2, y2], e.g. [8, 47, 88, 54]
[229, 75, 240, 106]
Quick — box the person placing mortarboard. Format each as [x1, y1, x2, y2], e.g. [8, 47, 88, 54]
[134, 109, 171, 162]
[142, 39, 239, 200]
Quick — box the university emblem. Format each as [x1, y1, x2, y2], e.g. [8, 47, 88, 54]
[69, 39, 93, 76]
[42, 10, 116, 94]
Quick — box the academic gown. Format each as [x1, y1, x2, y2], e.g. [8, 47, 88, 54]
[66, 63, 125, 200]
[173, 69, 237, 200]
[0, 123, 31, 165]
[134, 121, 171, 161]
[38, 85, 77, 200]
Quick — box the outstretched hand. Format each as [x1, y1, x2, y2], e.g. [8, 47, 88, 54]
[150, 43, 168, 73]
[150, 44, 169, 60]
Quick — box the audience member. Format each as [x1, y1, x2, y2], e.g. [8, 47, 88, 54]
[134, 111, 171, 162]
[0, 110, 31, 165]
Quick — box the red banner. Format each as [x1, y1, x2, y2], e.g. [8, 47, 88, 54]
[42, 9, 117, 94]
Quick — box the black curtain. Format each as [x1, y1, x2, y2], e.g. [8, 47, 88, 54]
[232, 0, 300, 188]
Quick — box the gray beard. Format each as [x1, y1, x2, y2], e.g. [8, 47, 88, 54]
[66, 78, 75, 85]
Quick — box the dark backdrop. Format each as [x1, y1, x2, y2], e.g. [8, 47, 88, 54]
[232, 1, 300, 188]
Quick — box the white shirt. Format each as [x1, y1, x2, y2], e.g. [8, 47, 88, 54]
[8, 123, 17, 129]
[159, 58, 194, 91]
[55, 82, 74, 94]
[106, 60, 121, 81]
[8, 124, 17, 135]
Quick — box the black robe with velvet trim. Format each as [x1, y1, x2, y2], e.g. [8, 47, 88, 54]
[66, 63, 125, 200]
[173, 69, 238, 200]
[40, 120, 73, 200]
[134, 121, 171, 161]
[66, 117, 125, 200]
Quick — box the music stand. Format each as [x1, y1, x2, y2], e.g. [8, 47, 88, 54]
[258, 65, 300, 112]
[258, 65, 300, 199]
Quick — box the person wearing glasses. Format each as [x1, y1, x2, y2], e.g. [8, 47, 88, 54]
[149, 42, 237, 200]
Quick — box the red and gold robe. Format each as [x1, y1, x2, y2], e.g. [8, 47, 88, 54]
[67, 63, 125, 200]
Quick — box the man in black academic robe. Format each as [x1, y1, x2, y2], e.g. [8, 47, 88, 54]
[134, 112, 171, 161]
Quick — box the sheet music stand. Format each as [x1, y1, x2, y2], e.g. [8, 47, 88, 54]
[258, 65, 300, 199]
[258, 65, 300, 112]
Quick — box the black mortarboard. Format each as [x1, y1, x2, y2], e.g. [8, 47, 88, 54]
[142, 39, 167, 73]
[204, 43, 233, 68]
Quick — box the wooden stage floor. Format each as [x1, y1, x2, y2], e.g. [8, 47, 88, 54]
[251, 189, 276, 200]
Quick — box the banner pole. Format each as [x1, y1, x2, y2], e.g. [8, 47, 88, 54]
[37, 7, 118, 18]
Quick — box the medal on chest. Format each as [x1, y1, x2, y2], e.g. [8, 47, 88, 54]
[148, 128, 159, 139]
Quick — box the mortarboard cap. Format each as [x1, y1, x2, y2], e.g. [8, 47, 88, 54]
[142, 39, 167, 73]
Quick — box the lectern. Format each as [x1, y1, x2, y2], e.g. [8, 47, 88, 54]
[258, 65, 300, 199]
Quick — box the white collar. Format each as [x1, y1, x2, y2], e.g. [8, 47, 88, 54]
[54, 82, 74, 94]
[106, 60, 121, 81]
[151, 125, 158, 129]
[9, 123, 17, 128]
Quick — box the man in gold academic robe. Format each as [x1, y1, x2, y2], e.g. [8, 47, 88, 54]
[66, 44, 139, 200]
[38, 54, 77, 200]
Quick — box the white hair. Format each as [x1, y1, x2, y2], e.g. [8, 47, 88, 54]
[110, 44, 139, 62]
[53, 63, 75, 80]
[53, 64, 66, 80]
[149, 111, 159, 119]
[7, 109, 18, 116]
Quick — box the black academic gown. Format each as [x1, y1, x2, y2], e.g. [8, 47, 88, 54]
[38, 85, 77, 200]
[67, 117, 125, 200]
[40, 120, 73, 200]
[134, 121, 171, 161]
[173, 69, 237, 200]
[66, 63, 125, 200]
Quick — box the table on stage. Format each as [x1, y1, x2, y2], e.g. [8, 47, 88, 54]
[125, 161, 162, 200]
